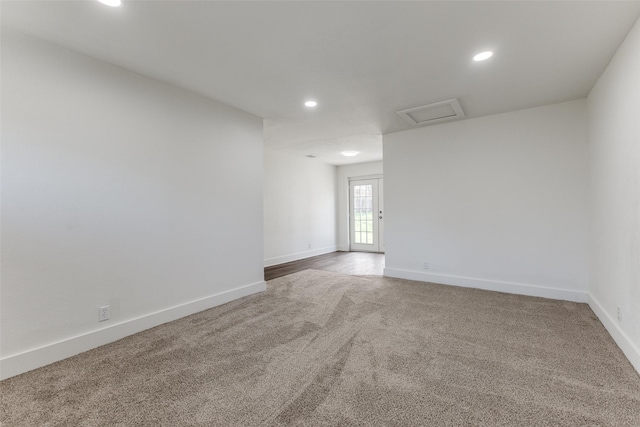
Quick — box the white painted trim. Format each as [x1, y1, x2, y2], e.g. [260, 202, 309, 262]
[383, 268, 587, 303]
[0, 281, 266, 380]
[264, 246, 337, 267]
[588, 294, 640, 375]
[383, 268, 639, 374]
[337, 245, 350, 252]
[348, 174, 383, 181]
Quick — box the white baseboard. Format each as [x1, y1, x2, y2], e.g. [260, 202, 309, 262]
[588, 294, 640, 375]
[337, 245, 350, 252]
[0, 281, 266, 380]
[383, 268, 588, 303]
[264, 246, 338, 267]
[383, 268, 639, 375]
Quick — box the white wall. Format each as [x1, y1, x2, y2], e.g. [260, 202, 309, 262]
[588, 17, 640, 373]
[0, 32, 265, 379]
[263, 150, 337, 266]
[336, 161, 383, 251]
[383, 100, 589, 302]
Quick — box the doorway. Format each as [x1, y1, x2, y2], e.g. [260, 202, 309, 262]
[349, 178, 384, 252]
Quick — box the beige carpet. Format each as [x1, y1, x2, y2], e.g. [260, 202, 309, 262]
[2, 270, 639, 426]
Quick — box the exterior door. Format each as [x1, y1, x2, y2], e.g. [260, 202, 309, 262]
[350, 178, 384, 252]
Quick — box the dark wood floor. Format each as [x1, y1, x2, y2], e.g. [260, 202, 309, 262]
[264, 251, 385, 281]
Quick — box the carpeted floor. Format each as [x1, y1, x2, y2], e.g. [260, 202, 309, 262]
[2, 269, 639, 426]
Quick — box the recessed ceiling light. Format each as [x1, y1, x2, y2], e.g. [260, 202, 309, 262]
[473, 51, 493, 61]
[341, 151, 359, 157]
[97, 0, 122, 6]
[304, 100, 318, 107]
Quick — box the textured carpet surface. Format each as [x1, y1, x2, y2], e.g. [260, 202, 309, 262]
[2, 269, 639, 426]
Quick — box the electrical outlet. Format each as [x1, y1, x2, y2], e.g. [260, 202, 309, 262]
[423, 261, 429, 269]
[617, 306, 622, 322]
[99, 305, 110, 322]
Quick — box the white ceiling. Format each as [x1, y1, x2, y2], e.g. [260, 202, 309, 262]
[3, 1, 640, 165]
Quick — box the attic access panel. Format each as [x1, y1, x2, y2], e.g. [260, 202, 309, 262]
[397, 99, 465, 126]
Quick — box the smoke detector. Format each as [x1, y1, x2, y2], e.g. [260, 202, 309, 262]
[397, 99, 465, 126]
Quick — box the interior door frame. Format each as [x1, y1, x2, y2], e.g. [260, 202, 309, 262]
[349, 175, 384, 253]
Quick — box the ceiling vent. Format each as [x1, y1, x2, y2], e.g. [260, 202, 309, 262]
[397, 99, 465, 126]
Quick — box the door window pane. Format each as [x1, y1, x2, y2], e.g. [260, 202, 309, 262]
[353, 184, 373, 245]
